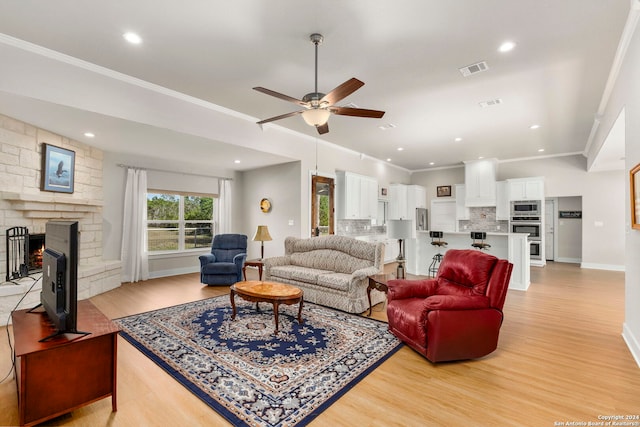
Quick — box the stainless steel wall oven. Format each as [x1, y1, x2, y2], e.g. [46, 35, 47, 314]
[511, 222, 541, 239]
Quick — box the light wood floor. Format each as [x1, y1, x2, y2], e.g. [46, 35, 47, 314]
[1, 262, 639, 426]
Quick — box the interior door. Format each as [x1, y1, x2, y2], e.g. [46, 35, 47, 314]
[545, 199, 555, 260]
[311, 175, 334, 236]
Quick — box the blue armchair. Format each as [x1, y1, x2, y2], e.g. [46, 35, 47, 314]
[199, 234, 248, 286]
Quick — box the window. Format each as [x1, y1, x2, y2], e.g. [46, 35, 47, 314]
[146, 192, 216, 253]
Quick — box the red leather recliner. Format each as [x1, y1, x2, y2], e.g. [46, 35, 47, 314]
[386, 249, 513, 363]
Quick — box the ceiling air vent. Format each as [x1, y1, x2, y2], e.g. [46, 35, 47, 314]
[479, 98, 503, 108]
[459, 61, 489, 77]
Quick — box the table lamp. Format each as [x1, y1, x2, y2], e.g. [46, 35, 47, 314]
[387, 219, 413, 279]
[252, 225, 272, 260]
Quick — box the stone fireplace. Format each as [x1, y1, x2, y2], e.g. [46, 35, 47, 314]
[0, 113, 122, 326]
[5, 227, 45, 282]
[27, 233, 45, 272]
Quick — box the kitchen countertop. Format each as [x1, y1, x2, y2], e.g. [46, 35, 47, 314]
[417, 230, 527, 237]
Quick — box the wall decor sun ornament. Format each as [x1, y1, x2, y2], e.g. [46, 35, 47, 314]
[260, 198, 272, 213]
[631, 163, 640, 230]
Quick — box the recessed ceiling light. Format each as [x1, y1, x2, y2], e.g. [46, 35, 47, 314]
[234, 160, 241, 164]
[478, 156, 484, 160]
[83, 132, 95, 138]
[498, 41, 516, 52]
[397, 147, 404, 151]
[454, 137, 462, 142]
[429, 162, 435, 166]
[386, 158, 392, 162]
[530, 124, 540, 130]
[538, 148, 545, 152]
[123, 32, 142, 44]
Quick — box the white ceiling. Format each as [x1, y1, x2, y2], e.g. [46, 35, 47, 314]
[0, 1, 630, 172]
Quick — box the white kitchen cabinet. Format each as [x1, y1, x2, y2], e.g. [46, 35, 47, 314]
[384, 238, 400, 263]
[507, 233, 531, 290]
[389, 184, 426, 219]
[388, 184, 408, 220]
[508, 177, 544, 201]
[455, 184, 470, 220]
[336, 171, 378, 219]
[464, 158, 497, 207]
[430, 199, 456, 232]
[408, 185, 427, 209]
[359, 175, 378, 219]
[496, 181, 510, 220]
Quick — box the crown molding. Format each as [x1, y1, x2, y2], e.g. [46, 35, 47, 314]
[583, 3, 640, 156]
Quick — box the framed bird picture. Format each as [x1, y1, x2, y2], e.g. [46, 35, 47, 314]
[41, 143, 75, 193]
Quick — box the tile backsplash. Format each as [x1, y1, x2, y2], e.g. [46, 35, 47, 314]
[336, 219, 386, 236]
[458, 207, 508, 232]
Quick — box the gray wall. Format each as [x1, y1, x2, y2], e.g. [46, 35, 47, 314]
[556, 196, 582, 262]
[240, 162, 301, 260]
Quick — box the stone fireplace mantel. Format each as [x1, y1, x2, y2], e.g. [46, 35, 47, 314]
[1, 191, 103, 218]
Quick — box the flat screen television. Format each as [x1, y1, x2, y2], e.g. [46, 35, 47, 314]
[38, 220, 87, 341]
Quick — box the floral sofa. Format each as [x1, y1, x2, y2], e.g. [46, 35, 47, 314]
[264, 235, 386, 313]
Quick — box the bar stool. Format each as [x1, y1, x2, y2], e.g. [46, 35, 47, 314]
[428, 231, 447, 277]
[471, 231, 491, 250]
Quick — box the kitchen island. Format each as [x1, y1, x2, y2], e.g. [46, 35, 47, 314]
[406, 231, 530, 290]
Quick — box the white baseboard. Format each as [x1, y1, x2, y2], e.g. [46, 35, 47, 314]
[555, 257, 581, 264]
[149, 266, 200, 280]
[580, 262, 626, 272]
[622, 323, 640, 368]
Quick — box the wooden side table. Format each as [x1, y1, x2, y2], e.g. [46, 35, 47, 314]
[367, 273, 395, 316]
[12, 300, 119, 426]
[242, 259, 264, 281]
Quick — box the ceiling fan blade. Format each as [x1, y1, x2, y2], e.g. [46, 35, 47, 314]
[253, 87, 308, 107]
[329, 106, 386, 119]
[256, 110, 304, 125]
[320, 78, 364, 106]
[316, 123, 329, 135]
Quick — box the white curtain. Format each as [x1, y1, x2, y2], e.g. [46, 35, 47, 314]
[121, 168, 149, 283]
[217, 179, 232, 234]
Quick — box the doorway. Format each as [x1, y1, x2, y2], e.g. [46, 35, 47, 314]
[311, 175, 334, 236]
[545, 199, 555, 261]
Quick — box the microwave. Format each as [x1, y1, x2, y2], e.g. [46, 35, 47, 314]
[511, 200, 540, 217]
[512, 222, 541, 239]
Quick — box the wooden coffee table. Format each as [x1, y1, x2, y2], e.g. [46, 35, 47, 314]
[230, 280, 304, 334]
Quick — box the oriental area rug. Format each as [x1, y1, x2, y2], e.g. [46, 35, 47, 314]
[114, 295, 402, 427]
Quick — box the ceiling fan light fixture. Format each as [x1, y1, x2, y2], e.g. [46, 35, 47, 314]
[302, 108, 331, 127]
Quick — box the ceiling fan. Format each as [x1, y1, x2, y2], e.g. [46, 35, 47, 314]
[254, 33, 385, 135]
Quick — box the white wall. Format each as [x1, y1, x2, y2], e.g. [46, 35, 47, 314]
[410, 155, 625, 270]
[102, 140, 411, 277]
[501, 156, 624, 270]
[102, 151, 242, 278]
[585, 5, 640, 366]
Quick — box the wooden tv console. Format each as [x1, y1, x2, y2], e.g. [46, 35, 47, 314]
[12, 299, 119, 426]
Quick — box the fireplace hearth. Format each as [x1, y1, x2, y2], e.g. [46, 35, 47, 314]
[5, 227, 45, 282]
